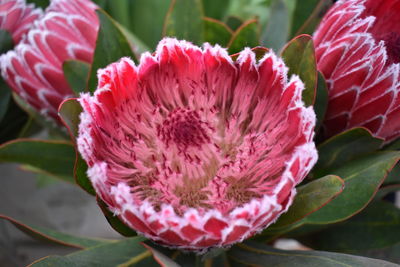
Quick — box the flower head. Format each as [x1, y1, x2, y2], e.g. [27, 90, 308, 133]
[314, 0, 400, 142]
[77, 38, 318, 251]
[0, 0, 98, 122]
[0, 0, 42, 44]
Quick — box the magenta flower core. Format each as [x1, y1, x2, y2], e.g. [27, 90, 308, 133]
[0, 0, 42, 44]
[314, 0, 400, 142]
[0, 0, 98, 122]
[77, 38, 318, 251]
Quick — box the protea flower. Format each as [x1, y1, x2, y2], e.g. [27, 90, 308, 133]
[314, 0, 400, 142]
[0, 0, 98, 122]
[0, 0, 42, 45]
[77, 38, 318, 251]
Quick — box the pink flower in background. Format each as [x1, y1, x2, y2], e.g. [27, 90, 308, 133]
[0, 0, 98, 122]
[314, 0, 400, 142]
[77, 38, 317, 251]
[0, 0, 42, 44]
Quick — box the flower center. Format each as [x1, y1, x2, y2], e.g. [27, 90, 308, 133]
[158, 108, 211, 152]
[380, 32, 400, 64]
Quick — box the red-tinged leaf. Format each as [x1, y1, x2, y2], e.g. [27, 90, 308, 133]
[298, 201, 400, 252]
[281, 34, 317, 106]
[228, 19, 260, 54]
[27, 237, 159, 267]
[292, 0, 333, 37]
[0, 215, 109, 249]
[59, 99, 95, 195]
[63, 60, 90, 95]
[267, 175, 344, 229]
[313, 128, 384, 178]
[225, 15, 243, 31]
[87, 9, 136, 92]
[204, 17, 233, 46]
[163, 0, 204, 45]
[142, 243, 180, 267]
[228, 241, 399, 267]
[0, 139, 75, 183]
[97, 198, 137, 237]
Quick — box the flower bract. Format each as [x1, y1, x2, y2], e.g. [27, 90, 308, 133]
[77, 38, 318, 251]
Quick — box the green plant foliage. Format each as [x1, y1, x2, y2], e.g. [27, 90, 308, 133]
[290, 0, 332, 37]
[58, 99, 95, 195]
[313, 128, 384, 178]
[130, 0, 171, 49]
[298, 201, 400, 252]
[0, 139, 75, 182]
[225, 15, 244, 31]
[97, 199, 137, 237]
[314, 72, 328, 132]
[269, 175, 344, 229]
[0, 29, 13, 55]
[202, 0, 230, 20]
[163, 0, 204, 45]
[0, 215, 109, 249]
[228, 19, 260, 54]
[228, 242, 399, 266]
[261, 0, 289, 51]
[26, 0, 49, 8]
[281, 34, 317, 106]
[306, 151, 400, 223]
[0, 79, 11, 123]
[63, 60, 90, 95]
[88, 9, 136, 92]
[356, 244, 400, 265]
[142, 244, 180, 267]
[204, 18, 233, 46]
[29, 237, 160, 267]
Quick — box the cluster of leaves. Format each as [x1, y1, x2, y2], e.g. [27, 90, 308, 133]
[0, 0, 400, 266]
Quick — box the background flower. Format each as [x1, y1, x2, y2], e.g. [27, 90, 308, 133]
[77, 38, 318, 251]
[314, 0, 400, 142]
[0, 0, 42, 44]
[0, 0, 98, 122]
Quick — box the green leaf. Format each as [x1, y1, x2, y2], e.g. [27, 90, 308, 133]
[26, 0, 49, 9]
[58, 99, 95, 195]
[163, 0, 204, 45]
[116, 21, 151, 57]
[105, 0, 130, 31]
[63, 60, 90, 95]
[228, 19, 260, 54]
[292, 0, 333, 36]
[97, 199, 137, 237]
[281, 34, 317, 106]
[0, 215, 109, 249]
[203, 0, 230, 20]
[88, 9, 136, 92]
[28, 237, 159, 267]
[268, 175, 344, 229]
[356, 243, 400, 265]
[142, 244, 180, 267]
[228, 241, 399, 267]
[225, 16, 244, 31]
[385, 162, 400, 185]
[261, 0, 289, 51]
[312, 128, 384, 178]
[204, 18, 233, 46]
[129, 0, 171, 49]
[0, 29, 13, 54]
[0, 139, 75, 182]
[231, 46, 269, 62]
[299, 201, 400, 252]
[314, 72, 328, 132]
[306, 151, 400, 224]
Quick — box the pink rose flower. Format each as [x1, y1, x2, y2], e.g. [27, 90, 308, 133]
[77, 38, 318, 251]
[0, 0, 98, 122]
[314, 0, 400, 142]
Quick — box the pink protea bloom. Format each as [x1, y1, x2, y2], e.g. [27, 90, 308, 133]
[314, 0, 400, 142]
[0, 0, 98, 122]
[77, 38, 318, 251]
[0, 0, 42, 44]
